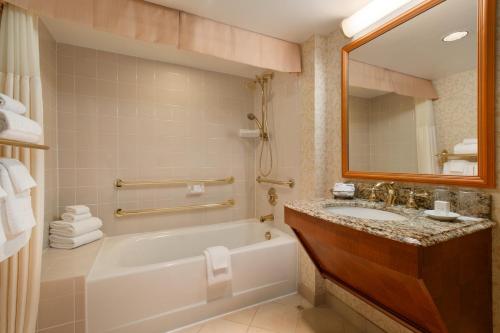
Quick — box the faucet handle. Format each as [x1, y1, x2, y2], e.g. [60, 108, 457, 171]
[368, 186, 378, 202]
[406, 188, 430, 209]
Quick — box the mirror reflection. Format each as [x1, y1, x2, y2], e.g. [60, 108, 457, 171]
[348, 0, 478, 176]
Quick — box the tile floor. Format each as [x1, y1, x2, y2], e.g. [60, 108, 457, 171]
[173, 294, 385, 333]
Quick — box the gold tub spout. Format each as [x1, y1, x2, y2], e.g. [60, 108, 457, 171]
[260, 214, 274, 223]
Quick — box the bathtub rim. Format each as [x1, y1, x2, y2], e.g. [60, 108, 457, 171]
[87, 219, 296, 281]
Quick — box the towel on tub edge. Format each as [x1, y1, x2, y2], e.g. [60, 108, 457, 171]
[204, 246, 232, 286]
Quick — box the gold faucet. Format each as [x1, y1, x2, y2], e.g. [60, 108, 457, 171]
[260, 214, 274, 223]
[374, 182, 397, 207]
[406, 189, 430, 209]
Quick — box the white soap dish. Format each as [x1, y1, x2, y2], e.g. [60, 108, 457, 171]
[424, 210, 460, 222]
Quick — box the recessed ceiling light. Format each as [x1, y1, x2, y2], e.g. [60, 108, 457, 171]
[442, 31, 469, 42]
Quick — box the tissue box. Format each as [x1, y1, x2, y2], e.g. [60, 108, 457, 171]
[331, 183, 355, 199]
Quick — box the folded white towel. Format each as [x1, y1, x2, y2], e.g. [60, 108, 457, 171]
[65, 205, 90, 215]
[49, 230, 103, 249]
[204, 246, 232, 286]
[443, 160, 477, 176]
[0, 109, 42, 143]
[0, 229, 31, 262]
[462, 138, 478, 145]
[205, 246, 229, 271]
[0, 164, 36, 236]
[333, 183, 355, 192]
[0, 94, 26, 115]
[453, 143, 477, 155]
[61, 212, 92, 222]
[50, 217, 102, 237]
[0, 185, 8, 247]
[0, 158, 36, 193]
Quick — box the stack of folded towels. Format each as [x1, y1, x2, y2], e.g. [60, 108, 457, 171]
[0, 93, 42, 143]
[443, 138, 478, 176]
[49, 205, 103, 249]
[453, 138, 478, 155]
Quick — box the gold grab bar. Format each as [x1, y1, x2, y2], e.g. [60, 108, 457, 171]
[0, 138, 49, 150]
[256, 176, 295, 188]
[115, 176, 234, 188]
[115, 199, 235, 217]
[435, 149, 477, 167]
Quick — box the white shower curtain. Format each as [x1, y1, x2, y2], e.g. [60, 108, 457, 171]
[415, 98, 438, 174]
[0, 4, 44, 333]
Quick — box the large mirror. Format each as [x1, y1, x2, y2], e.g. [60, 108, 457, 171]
[342, 0, 496, 187]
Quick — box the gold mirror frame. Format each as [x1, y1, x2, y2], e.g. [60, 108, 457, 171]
[341, 0, 496, 188]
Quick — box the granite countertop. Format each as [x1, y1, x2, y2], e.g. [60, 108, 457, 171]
[285, 198, 496, 247]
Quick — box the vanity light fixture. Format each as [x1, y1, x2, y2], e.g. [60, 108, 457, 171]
[442, 31, 469, 42]
[341, 0, 413, 38]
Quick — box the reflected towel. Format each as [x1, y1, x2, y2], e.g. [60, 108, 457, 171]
[0, 185, 8, 247]
[0, 164, 36, 236]
[0, 158, 36, 193]
[0, 109, 42, 143]
[50, 217, 102, 237]
[204, 246, 232, 286]
[0, 93, 26, 114]
[453, 143, 477, 155]
[462, 138, 478, 145]
[65, 205, 90, 215]
[49, 230, 103, 249]
[61, 212, 92, 222]
[443, 160, 477, 176]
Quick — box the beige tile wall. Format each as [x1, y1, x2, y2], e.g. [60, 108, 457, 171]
[39, 21, 58, 248]
[37, 277, 85, 333]
[368, 93, 418, 173]
[55, 44, 255, 237]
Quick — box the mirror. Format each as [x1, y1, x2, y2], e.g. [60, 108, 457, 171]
[342, 0, 496, 187]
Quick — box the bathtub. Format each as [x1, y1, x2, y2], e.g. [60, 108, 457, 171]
[86, 219, 297, 333]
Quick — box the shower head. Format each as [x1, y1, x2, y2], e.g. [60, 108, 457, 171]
[247, 113, 262, 130]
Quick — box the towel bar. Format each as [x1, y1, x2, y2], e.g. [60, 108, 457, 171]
[0, 138, 49, 150]
[435, 149, 477, 167]
[115, 199, 235, 217]
[256, 176, 295, 188]
[115, 176, 234, 188]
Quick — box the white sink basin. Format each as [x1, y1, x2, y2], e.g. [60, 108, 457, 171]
[324, 206, 407, 221]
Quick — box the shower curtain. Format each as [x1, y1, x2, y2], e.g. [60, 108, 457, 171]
[415, 98, 438, 174]
[0, 4, 44, 333]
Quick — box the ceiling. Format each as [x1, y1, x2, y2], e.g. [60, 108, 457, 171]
[146, 0, 371, 43]
[350, 0, 477, 81]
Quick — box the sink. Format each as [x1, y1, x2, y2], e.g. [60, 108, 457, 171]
[324, 206, 407, 221]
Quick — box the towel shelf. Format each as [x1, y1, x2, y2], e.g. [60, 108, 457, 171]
[436, 149, 477, 167]
[0, 139, 49, 150]
[115, 176, 234, 188]
[115, 199, 235, 217]
[256, 176, 295, 188]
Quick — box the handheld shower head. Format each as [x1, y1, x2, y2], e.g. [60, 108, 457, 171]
[247, 113, 263, 131]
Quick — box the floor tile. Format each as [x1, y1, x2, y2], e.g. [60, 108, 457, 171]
[296, 306, 345, 333]
[251, 301, 300, 333]
[223, 306, 258, 325]
[198, 319, 248, 333]
[247, 327, 277, 333]
[274, 293, 313, 309]
[174, 324, 203, 333]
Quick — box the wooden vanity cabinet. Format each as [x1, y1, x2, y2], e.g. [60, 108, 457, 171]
[285, 207, 492, 333]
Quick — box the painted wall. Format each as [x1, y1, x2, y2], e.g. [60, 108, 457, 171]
[53, 44, 255, 237]
[39, 21, 58, 248]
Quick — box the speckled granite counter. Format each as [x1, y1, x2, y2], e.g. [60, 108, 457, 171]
[285, 199, 495, 246]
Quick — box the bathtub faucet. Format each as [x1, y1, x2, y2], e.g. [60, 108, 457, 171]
[260, 214, 274, 223]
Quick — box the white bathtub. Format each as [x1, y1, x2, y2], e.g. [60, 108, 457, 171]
[87, 219, 297, 333]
